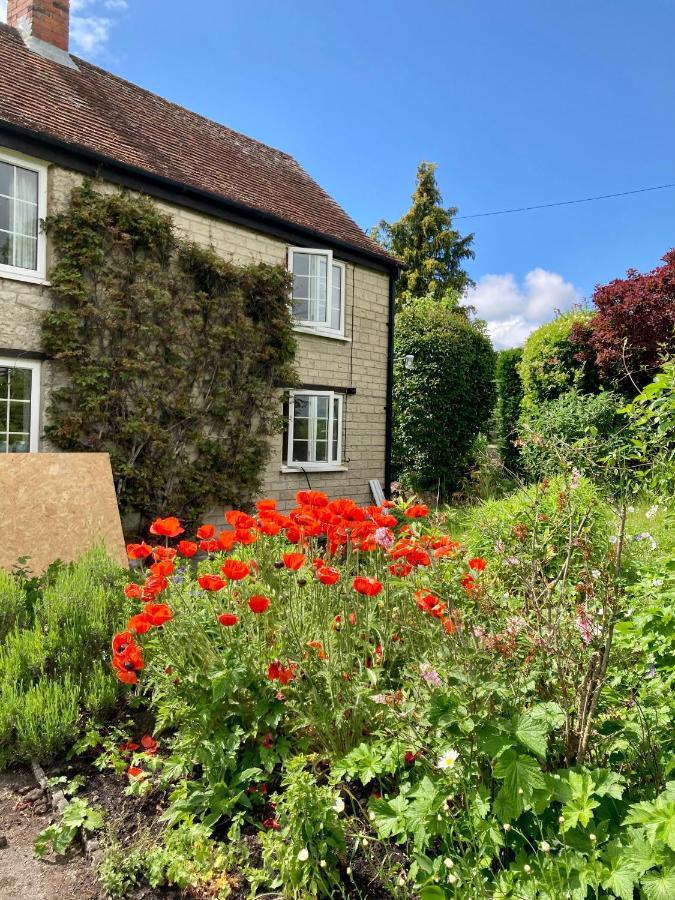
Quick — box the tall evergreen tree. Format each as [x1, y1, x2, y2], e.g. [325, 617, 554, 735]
[372, 162, 474, 307]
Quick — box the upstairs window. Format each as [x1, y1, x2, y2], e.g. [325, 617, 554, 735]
[0, 150, 47, 281]
[0, 358, 41, 453]
[285, 390, 343, 469]
[288, 248, 345, 337]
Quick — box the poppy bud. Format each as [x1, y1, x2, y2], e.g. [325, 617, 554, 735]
[274, 560, 284, 569]
[296, 577, 307, 587]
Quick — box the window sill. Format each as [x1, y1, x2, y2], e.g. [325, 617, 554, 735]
[293, 326, 351, 342]
[0, 269, 49, 287]
[280, 464, 348, 474]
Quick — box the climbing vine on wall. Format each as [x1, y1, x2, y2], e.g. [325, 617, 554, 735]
[42, 181, 296, 529]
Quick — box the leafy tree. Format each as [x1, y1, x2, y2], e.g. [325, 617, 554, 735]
[494, 348, 524, 473]
[572, 249, 675, 392]
[371, 162, 474, 307]
[42, 182, 296, 529]
[392, 297, 495, 497]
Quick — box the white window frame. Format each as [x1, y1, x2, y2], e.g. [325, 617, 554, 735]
[0, 148, 48, 285]
[283, 389, 345, 472]
[288, 247, 346, 339]
[0, 356, 41, 453]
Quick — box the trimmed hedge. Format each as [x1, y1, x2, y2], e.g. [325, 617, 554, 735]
[495, 348, 523, 473]
[392, 297, 495, 497]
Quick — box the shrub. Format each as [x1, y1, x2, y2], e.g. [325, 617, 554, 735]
[624, 357, 675, 501]
[573, 248, 675, 391]
[494, 348, 524, 473]
[393, 297, 495, 496]
[519, 310, 598, 409]
[0, 570, 28, 639]
[518, 388, 627, 481]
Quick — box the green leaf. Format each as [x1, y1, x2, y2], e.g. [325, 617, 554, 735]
[624, 795, 675, 851]
[600, 841, 639, 900]
[640, 868, 675, 900]
[420, 887, 447, 900]
[512, 711, 549, 757]
[592, 769, 626, 800]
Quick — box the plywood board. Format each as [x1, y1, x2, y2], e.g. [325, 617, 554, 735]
[0, 453, 126, 573]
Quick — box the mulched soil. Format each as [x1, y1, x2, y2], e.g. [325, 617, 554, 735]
[0, 767, 102, 900]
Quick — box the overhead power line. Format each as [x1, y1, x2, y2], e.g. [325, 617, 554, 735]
[455, 182, 675, 219]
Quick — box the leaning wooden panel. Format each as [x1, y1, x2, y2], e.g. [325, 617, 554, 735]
[0, 453, 126, 573]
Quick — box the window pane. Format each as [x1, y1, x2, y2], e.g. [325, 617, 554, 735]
[14, 199, 37, 238]
[0, 367, 9, 397]
[8, 367, 31, 401]
[13, 235, 37, 270]
[0, 197, 9, 232]
[0, 162, 11, 197]
[293, 397, 309, 419]
[293, 417, 309, 441]
[0, 232, 9, 266]
[292, 252, 328, 324]
[314, 440, 328, 462]
[15, 167, 38, 205]
[316, 418, 327, 441]
[316, 396, 329, 419]
[333, 398, 340, 461]
[331, 264, 342, 331]
[293, 273, 309, 299]
[8, 401, 30, 432]
[292, 252, 310, 276]
[292, 440, 308, 462]
[8, 433, 30, 453]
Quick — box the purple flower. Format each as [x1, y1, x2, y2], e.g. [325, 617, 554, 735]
[419, 663, 442, 688]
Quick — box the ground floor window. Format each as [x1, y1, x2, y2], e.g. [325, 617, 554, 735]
[284, 390, 343, 469]
[0, 357, 40, 452]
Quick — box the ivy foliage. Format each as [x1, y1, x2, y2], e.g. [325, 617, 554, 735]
[42, 182, 296, 526]
[494, 348, 524, 473]
[392, 297, 495, 497]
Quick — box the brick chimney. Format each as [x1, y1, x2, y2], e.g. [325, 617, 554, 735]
[7, 1, 70, 52]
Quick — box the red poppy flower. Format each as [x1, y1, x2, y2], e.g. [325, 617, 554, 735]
[196, 524, 215, 540]
[221, 559, 250, 581]
[443, 617, 456, 634]
[256, 498, 277, 513]
[198, 573, 227, 592]
[267, 659, 297, 684]
[406, 548, 431, 567]
[235, 528, 258, 545]
[352, 576, 383, 597]
[150, 560, 174, 577]
[284, 525, 301, 544]
[461, 573, 477, 592]
[404, 504, 429, 518]
[143, 603, 172, 626]
[112, 631, 135, 655]
[143, 574, 169, 596]
[317, 566, 340, 585]
[140, 734, 158, 754]
[153, 545, 177, 562]
[389, 562, 413, 577]
[259, 520, 282, 536]
[248, 595, 270, 614]
[149, 517, 184, 538]
[118, 741, 140, 753]
[199, 539, 220, 553]
[177, 540, 198, 558]
[306, 640, 327, 659]
[262, 817, 280, 830]
[283, 552, 306, 571]
[124, 583, 143, 600]
[127, 542, 152, 560]
[296, 489, 329, 508]
[116, 669, 138, 685]
[127, 613, 154, 635]
[126, 766, 145, 779]
[218, 612, 239, 626]
[468, 557, 487, 571]
[226, 510, 257, 530]
[404, 751, 418, 764]
[112, 642, 144, 680]
[381, 499, 396, 509]
[217, 530, 237, 551]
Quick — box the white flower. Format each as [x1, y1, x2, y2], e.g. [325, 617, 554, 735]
[444, 858, 454, 869]
[319, 859, 327, 869]
[437, 749, 459, 770]
[503, 823, 511, 831]
[653, 578, 664, 587]
[524, 864, 531, 874]
[591, 569, 601, 580]
[333, 796, 345, 814]
[297, 848, 309, 862]
[645, 504, 659, 520]
[540, 840, 551, 852]
[448, 873, 458, 884]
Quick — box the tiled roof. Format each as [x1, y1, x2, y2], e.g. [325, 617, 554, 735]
[0, 23, 393, 264]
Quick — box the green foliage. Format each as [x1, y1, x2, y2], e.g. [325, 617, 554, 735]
[624, 358, 675, 501]
[0, 569, 28, 639]
[34, 796, 104, 858]
[494, 348, 524, 473]
[42, 181, 296, 525]
[393, 297, 496, 496]
[519, 310, 598, 409]
[519, 388, 627, 482]
[371, 161, 474, 307]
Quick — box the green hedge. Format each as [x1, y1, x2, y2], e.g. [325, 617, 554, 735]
[393, 297, 495, 496]
[494, 348, 524, 473]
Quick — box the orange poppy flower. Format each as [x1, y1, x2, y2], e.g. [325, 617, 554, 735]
[126, 766, 145, 779]
[404, 504, 429, 518]
[177, 540, 198, 558]
[282, 552, 306, 571]
[296, 489, 329, 508]
[126, 542, 152, 560]
[306, 640, 327, 659]
[127, 613, 154, 635]
[248, 595, 270, 614]
[112, 642, 144, 679]
[256, 498, 277, 513]
[317, 566, 340, 585]
[124, 583, 143, 600]
[217, 530, 236, 551]
[150, 560, 174, 577]
[235, 528, 258, 545]
[221, 559, 250, 581]
[442, 618, 455, 634]
[149, 517, 184, 538]
[218, 613, 239, 626]
[140, 735, 158, 754]
[196, 524, 215, 540]
[267, 659, 297, 684]
[143, 603, 172, 626]
[199, 539, 220, 553]
[389, 562, 413, 577]
[226, 510, 257, 530]
[406, 548, 431, 567]
[352, 576, 383, 597]
[143, 574, 169, 596]
[153, 546, 177, 562]
[112, 631, 135, 655]
[198, 573, 227, 592]
[468, 557, 487, 571]
[259, 520, 282, 536]
[461, 573, 477, 592]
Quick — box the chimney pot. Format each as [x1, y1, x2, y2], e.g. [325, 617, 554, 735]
[7, 1, 70, 52]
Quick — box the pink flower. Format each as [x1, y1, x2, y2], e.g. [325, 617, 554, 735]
[419, 662, 442, 687]
[374, 527, 394, 550]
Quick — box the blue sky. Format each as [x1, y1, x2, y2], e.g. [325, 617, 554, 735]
[3, 0, 673, 347]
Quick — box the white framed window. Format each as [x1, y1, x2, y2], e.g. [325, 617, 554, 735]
[0, 149, 48, 283]
[0, 357, 41, 453]
[285, 390, 344, 470]
[288, 247, 345, 338]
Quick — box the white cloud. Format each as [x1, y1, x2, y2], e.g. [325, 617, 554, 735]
[464, 268, 582, 350]
[1, 0, 126, 58]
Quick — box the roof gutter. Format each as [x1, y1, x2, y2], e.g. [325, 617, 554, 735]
[0, 122, 400, 275]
